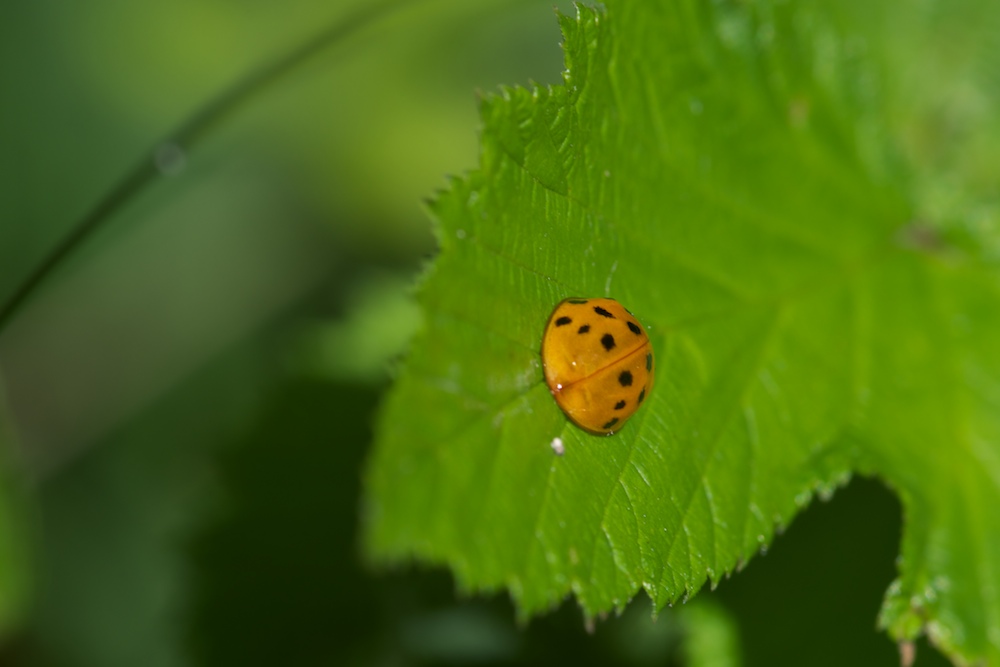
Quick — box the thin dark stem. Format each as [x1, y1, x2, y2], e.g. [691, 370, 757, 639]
[0, 0, 409, 334]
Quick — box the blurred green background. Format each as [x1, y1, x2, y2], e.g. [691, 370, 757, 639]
[0, 1, 953, 665]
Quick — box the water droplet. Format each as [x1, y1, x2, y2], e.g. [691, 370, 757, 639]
[456, 229, 466, 239]
[154, 142, 186, 175]
[689, 98, 703, 115]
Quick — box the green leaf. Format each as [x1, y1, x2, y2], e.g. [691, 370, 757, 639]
[364, 1, 1000, 664]
[680, 600, 741, 667]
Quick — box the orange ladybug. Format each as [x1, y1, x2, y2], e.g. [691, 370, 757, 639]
[541, 298, 654, 434]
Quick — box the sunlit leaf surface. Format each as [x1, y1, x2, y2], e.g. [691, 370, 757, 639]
[365, 2, 1000, 663]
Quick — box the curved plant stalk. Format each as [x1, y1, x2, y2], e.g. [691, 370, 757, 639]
[0, 0, 411, 334]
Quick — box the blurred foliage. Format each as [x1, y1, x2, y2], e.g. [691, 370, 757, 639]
[0, 396, 31, 646]
[0, 0, 983, 665]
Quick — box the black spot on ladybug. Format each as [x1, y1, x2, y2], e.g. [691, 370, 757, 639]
[618, 370, 633, 387]
[646, 353, 653, 371]
[627, 321, 642, 335]
[638, 387, 646, 404]
[594, 306, 615, 318]
[568, 299, 589, 304]
[601, 333, 616, 351]
[614, 400, 626, 410]
[602, 417, 619, 430]
[555, 316, 572, 326]
[577, 324, 591, 334]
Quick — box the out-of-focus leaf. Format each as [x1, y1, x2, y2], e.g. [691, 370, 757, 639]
[292, 273, 421, 382]
[680, 600, 741, 667]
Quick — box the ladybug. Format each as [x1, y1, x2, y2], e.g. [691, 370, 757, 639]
[541, 297, 654, 435]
